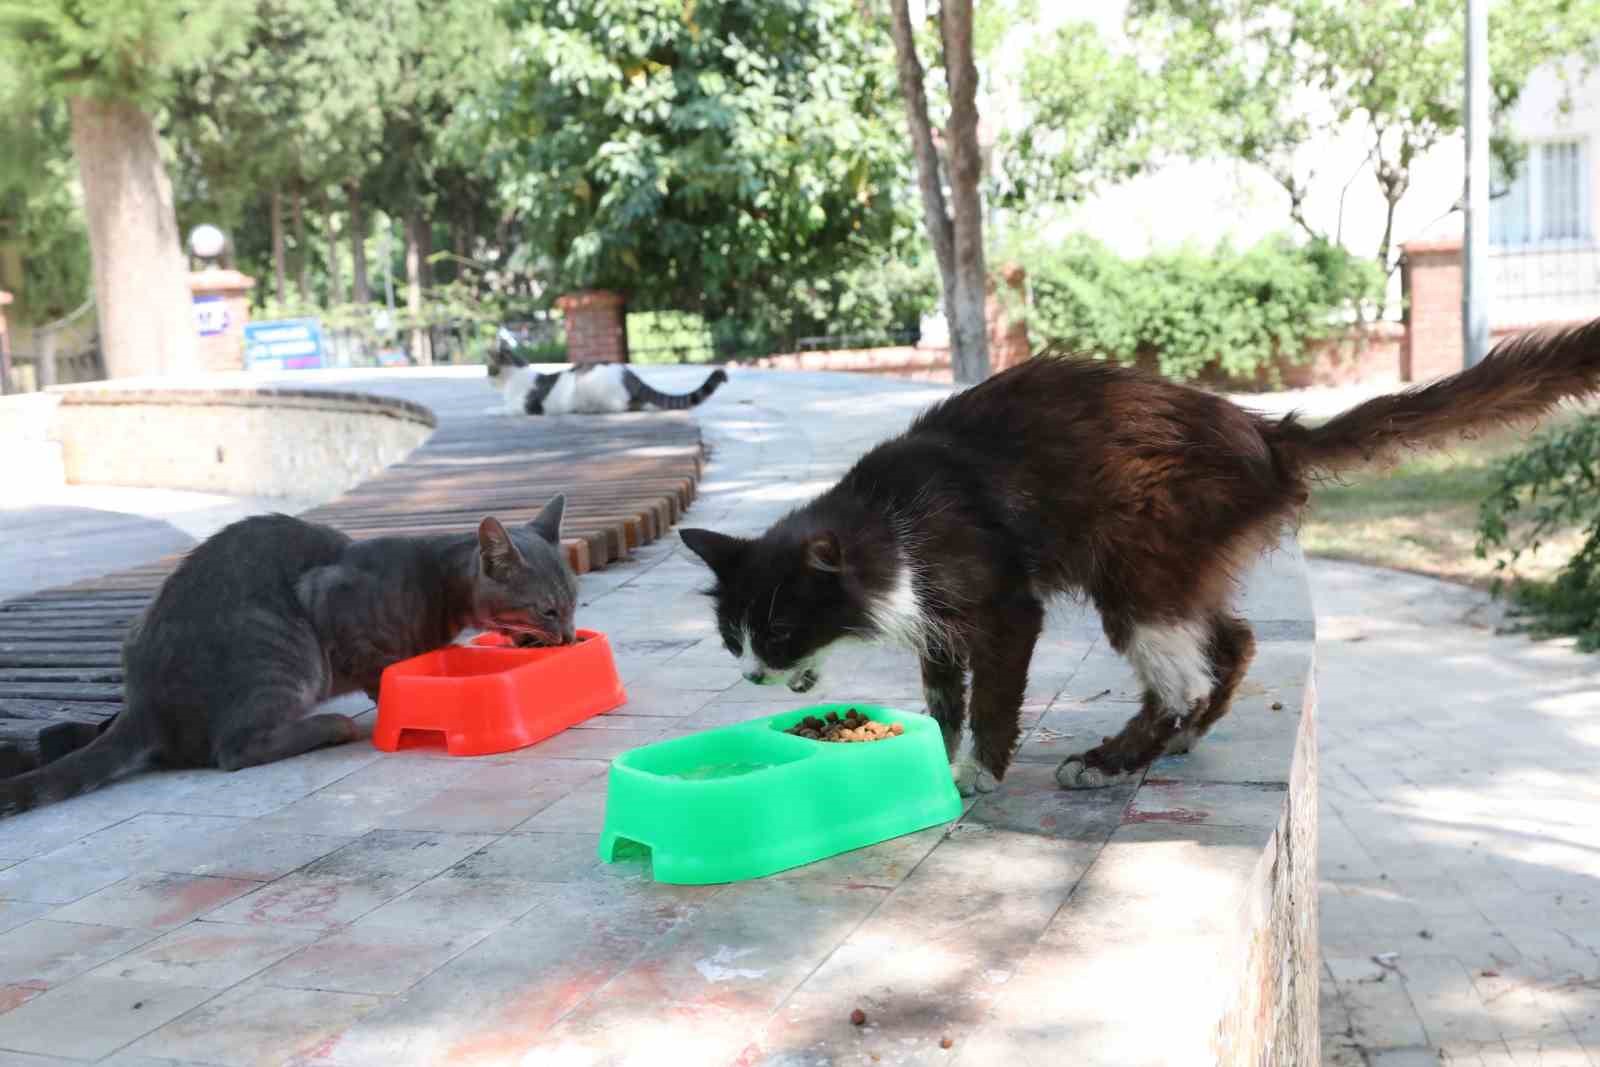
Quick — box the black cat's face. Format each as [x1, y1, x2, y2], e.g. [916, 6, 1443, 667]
[678, 526, 874, 692]
[475, 496, 579, 647]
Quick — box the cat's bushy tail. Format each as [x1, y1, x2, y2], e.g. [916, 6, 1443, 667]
[1266, 318, 1600, 478]
[0, 713, 151, 819]
[629, 368, 729, 410]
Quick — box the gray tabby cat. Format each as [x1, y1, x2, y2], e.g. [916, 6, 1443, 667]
[488, 328, 728, 415]
[0, 496, 576, 817]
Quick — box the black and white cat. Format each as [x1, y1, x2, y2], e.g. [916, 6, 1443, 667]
[0, 496, 577, 817]
[488, 328, 728, 415]
[680, 321, 1600, 797]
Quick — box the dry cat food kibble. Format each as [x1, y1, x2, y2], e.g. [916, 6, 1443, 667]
[785, 708, 905, 743]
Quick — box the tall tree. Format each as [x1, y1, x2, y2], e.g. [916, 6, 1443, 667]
[0, 0, 249, 378]
[885, 0, 989, 383]
[166, 0, 390, 308]
[479, 0, 911, 338]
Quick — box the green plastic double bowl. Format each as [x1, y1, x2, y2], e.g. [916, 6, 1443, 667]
[598, 704, 962, 885]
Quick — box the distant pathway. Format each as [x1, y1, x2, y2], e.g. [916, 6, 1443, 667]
[1310, 559, 1600, 1066]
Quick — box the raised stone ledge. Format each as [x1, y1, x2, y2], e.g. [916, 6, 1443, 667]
[51, 383, 437, 428]
[34, 381, 436, 500]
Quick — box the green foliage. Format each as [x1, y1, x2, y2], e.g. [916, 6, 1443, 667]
[366, 0, 503, 215]
[167, 0, 388, 216]
[628, 311, 716, 364]
[1026, 234, 1384, 382]
[1476, 417, 1600, 650]
[478, 0, 913, 322]
[1000, 20, 1177, 207]
[0, 0, 252, 104]
[0, 81, 90, 323]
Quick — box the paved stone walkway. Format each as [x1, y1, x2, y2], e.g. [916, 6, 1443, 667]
[1311, 559, 1600, 1066]
[4, 363, 1593, 1064]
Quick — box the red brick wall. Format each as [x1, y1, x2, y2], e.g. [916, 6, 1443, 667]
[736, 325, 1407, 391]
[1282, 325, 1405, 388]
[557, 290, 628, 363]
[1399, 239, 1466, 381]
[730, 345, 953, 382]
[987, 263, 1032, 373]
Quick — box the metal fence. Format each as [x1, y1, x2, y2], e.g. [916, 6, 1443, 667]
[1490, 244, 1600, 326]
[623, 310, 921, 365]
[315, 313, 565, 368]
[2, 300, 103, 394]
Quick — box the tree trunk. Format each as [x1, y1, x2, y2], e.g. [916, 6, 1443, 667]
[67, 95, 196, 379]
[323, 189, 344, 306]
[405, 208, 430, 365]
[270, 190, 288, 301]
[292, 191, 311, 303]
[938, 0, 990, 384]
[348, 181, 370, 305]
[887, 0, 958, 353]
[0, 242, 23, 300]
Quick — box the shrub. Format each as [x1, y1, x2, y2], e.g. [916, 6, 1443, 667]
[630, 253, 939, 362]
[1025, 234, 1384, 382]
[1476, 416, 1600, 650]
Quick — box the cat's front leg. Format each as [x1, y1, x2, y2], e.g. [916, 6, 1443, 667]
[957, 595, 1044, 797]
[920, 649, 967, 763]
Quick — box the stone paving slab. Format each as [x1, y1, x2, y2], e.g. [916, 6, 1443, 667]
[1312, 559, 1600, 1066]
[0, 367, 1316, 1065]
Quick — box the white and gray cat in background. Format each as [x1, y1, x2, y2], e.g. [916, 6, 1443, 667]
[488, 327, 729, 415]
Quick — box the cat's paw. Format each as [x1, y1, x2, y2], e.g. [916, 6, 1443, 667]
[1163, 729, 1197, 756]
[331, 714, 363, 743]
[1055, 755, 1137, 790]
[952, 755, 998, 797]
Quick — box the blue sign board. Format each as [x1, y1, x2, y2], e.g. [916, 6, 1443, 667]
[244, 318, 326, 370]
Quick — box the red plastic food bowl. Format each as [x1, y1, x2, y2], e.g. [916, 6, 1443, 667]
[371, 629, 627, 756]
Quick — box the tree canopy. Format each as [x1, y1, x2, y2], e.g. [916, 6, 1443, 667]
[476, 0, 913, 323]
[0, 0, 252, 104]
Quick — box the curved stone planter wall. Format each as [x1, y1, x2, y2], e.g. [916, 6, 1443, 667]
[45, 385, 436, 500]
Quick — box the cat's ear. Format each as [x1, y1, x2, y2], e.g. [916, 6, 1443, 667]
[805, 531, 843, 574]
[529, 494, 566, 545]
[679, 528, 748, 579]
[478, 516, 527, 577]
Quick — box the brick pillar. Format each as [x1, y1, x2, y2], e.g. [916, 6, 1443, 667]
[556, 290, 629, 364]
[188, 269, 256, 373]
[985, 263, 1031, 374]
[1399, 239, 1463, 381]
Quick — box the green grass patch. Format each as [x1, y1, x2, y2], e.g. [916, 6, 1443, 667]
[1300, 414, 1590, 589]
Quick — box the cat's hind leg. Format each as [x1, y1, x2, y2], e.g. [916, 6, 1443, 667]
[1056, 612, 1213, 789]
[1163, 612, 1256, 756]
[212, 633, 359, 772]
[216, 705, 360, 772]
